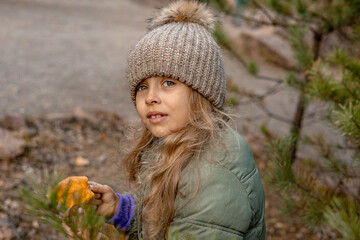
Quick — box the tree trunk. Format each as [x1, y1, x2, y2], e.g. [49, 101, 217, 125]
[290, 90, 306, 163]
[290, 31, 323, 164]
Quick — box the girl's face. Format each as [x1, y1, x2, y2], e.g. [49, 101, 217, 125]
[135, 76, 192, 138]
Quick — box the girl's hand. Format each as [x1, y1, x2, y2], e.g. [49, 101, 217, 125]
[88, 181, 119, 218]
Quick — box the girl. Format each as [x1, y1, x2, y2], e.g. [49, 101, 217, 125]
[89, 1, 265, 239]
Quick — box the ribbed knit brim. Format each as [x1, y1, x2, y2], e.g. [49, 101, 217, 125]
[127, 20, 225, 109]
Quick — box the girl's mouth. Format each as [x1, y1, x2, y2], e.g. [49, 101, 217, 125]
[148, 115, 167, 123]
[147, 112, 168, 123]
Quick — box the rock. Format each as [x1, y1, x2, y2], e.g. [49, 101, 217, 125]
[0, 215, 15, 240]
[24, 127, 38, 138]
[275, 222, 284, 229]
[32, 221, 39, 228]
[10, 200, 20, 210]
[222, 15, 297, 69]
[0, 214, 7, 226]
[45, 112, 73, 121]
[0, 226, 15, 240]
[0, 128, 26, 161]
[295, 233, 304, 239]
[92, 109, 124, 128]
[74, 156, 90, 167]
[2, 114, 26, 131]
[72, 107, 99, 125]
[97, 154, 107, 164]
[319, 31, 352, 58]
[226, 0, 236, 8]
[237, 27, 296, 69]
[4, 199, 12, 207]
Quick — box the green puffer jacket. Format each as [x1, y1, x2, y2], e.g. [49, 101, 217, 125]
[128, 128, 265, 239]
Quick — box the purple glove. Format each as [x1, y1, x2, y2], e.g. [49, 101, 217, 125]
[106, 193, 135, 231]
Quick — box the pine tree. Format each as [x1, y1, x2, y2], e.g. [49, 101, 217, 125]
[242, 0, 360, 238]
[205, 0, 360, 238]
[305, 48, 360, 239]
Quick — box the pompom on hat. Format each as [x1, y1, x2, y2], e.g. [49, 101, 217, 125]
[127, 0, 225, 109]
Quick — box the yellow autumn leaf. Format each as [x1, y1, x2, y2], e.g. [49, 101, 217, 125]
[56, 176, 95, 208]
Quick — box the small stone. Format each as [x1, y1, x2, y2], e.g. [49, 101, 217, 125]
[4, 198, 11, 207]
[2, 114, 26, 130]
[97, 155, 107, 163]
[28, 228, 36, 237]
[10, 200, 20, 210]
[0, 215, 7, 226]
[45, 112, 72, 121]
[73, 106, 99, 125]
[274, 222, 284, 229]
[295, 233, 304, 239]
[75, 156, 90, 166]
[0, 128, 26, 160]
[32, 221, 39, 228]
[24, 127, 38, 137]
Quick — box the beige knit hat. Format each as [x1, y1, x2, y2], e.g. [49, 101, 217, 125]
[127, 0, 225, 109]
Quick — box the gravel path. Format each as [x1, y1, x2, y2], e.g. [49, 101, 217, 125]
[0, 0, 155, 120]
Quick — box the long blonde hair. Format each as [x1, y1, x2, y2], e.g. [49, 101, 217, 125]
[124, 90, 231, 239]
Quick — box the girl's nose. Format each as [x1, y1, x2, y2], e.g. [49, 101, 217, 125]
[145, 87, 161, 105]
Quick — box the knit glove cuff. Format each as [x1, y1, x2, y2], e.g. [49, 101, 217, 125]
[106, 193, 136, 231]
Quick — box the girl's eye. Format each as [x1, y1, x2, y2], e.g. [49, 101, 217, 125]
[137, 85, 147, 92]
[163, 80, 175, 87]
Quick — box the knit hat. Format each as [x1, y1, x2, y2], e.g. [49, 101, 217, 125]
[127, 0, 225, 109]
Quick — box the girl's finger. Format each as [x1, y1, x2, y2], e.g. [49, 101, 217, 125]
[90, 198, 103, 205]
[94, 193, 102, 199]
[89, 182, 110, 194]
[88, 181, 96, 185]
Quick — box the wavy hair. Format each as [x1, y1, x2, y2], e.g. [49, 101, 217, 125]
[124, 90, 232, 239]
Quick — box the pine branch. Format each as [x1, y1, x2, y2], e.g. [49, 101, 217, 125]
[341, 79, 358, 100]
[350, 115, 360, 132]
[239, 15, 289, 28]
[325, 197, 360, 240]
[251, 0, 275, 24]
[308, 10, 334, 33]
[293, 181, 324, 203]
[250, 0, 319, 31]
